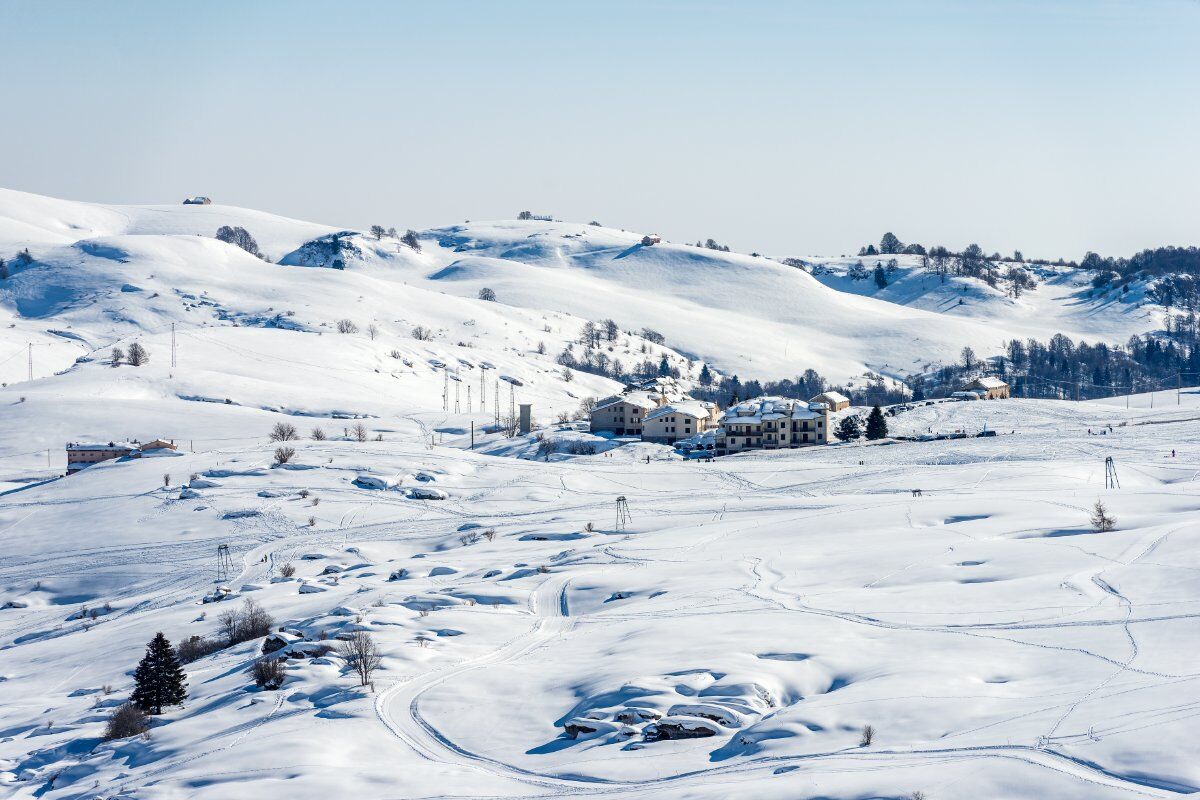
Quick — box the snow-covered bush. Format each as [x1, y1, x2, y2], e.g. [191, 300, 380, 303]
[103, 702, 149, 740]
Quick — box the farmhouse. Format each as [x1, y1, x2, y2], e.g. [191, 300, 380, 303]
[809, 390, 850, 411]
[715, 396, 830, 456]
[182, 196, 212, 205]
[964, 376, 1010, 400]
[641, 400, 720, 444]
[65, 439, 178, 474]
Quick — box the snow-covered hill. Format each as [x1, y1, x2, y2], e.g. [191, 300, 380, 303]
[0, 189, 1168, 393]
[0, 189, 1197, 800]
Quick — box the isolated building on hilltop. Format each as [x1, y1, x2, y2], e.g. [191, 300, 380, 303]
[641, 400, 720, 444]
[809, 390, 850, 411]
[715, 396, 831, 456]
[65, 439, 178, 474]
[182, 196, 212, 205]
[963, 376, 1010, 400]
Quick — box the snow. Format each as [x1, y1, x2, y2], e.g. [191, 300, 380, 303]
[0, 189, 1197, 799]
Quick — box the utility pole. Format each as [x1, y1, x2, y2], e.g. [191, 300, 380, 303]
[467, 385, 472, 413]
[470, 421, 475, 449]
[454, 370, 461, 413]
[443, 369, 449, 412]
[494, 381, 500, 426]
[27, 343, 32, 381]
[171, 323, 177, 369]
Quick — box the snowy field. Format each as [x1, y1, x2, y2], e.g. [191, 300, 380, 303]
[2, 394, 1199, 800]
[1, 190, 1198, 800]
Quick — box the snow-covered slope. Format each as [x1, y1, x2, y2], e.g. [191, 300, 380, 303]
[3, 395, 1200, 799]
[0, 189, 1197, 800]
[0, 190, 1167, 389]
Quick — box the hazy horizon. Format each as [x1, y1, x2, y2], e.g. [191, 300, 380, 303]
[2, 0, 1198, 260]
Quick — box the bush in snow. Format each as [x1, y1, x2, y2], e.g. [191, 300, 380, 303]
[217, 597, 275, 647]
[274, 446, 295, 465]
[270, 422, 299, 442]
[103, 702, 149, 740]
[310, 426, 327, 441]
[336, 319, 359, 334]
[401, 229, 420, 251]
[278, 561, 296, 578]
[411, 325, 432, 340]
[351, 423, 368, 442]
[253, 658, 285, 690]
[859, 724, 875, 747]
[110, 347, 124, 367]
[1091, 500, 1116, 532]
[176, 634, 223, 663]
[369, 225, 386, 240]
[215, 225, 263, 258]
[367, 323, 380, 340]
[337, 630, 382, 687]
[478, 287, 497, 302]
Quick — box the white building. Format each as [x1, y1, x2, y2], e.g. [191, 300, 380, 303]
[715, 396, 831, 456]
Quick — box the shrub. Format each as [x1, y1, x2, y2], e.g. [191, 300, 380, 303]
[270, 422, 299, 442]
[336, 319, 359, 334]
[103, 703, 149, 740]
[253, 658, 285, 689]
[859, 725, 874, 747]
[274, 446, 296, 464]
[217, 597, 275, 647]
[478, 287, 497, 302]
[351, 423, 368, 442]
[279, 562, 296, 578]
[411, 325, 432, 341]
[310, 426, 327, 441]
[215, 225, 262, 258]
[176, 634, 222, 663]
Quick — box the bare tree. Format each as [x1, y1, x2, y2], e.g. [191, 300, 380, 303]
[163, 473, 171, 488]
[270, 422, 299, 442]
[278, 561, 296, 578]
[367, 323, 380, 340]
[369, 225, 386, 240]
[111, 347, 124, 367]
[351, 423, 368, 442]
[336, 319, 359, 334]
[859, 725, 875, 747]
[411, 325, 432, 340]
[274, 446, 295, 464]
[337, 630, 382, 687]
[499, 413, 520, 437]
[1091, 499, 1116, 532]
[310, 426, 327, 441]
[401, 230, 421, 251]
[127, 342, 149, 366]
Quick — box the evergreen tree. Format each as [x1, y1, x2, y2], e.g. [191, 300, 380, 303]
[0, 257, 7, 280]
[698, 364, 713, 385]
[658, 353, 671, 376]
[131, 632, 187, 715]
[834, 415, 861, 441]
[865, 405, 888, 440]
[874, 264, 888, 289]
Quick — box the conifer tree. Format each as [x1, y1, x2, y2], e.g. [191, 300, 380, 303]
[131, 632, 187, 715]
[835, 415, 861, 441]
[865, 405, 888, 440]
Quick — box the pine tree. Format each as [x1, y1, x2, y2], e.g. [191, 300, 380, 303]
[834, 415, 861, 441]
[131, 632, 187, 715]
[0, 257, 7, 280]
[874, 264, 888, 289]
[865, 405, 888, 440]
[698, 364, 713, 385]
[1090, 499, 1116, 532]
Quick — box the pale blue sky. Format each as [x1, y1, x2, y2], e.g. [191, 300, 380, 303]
[2, 1, 1197, 258]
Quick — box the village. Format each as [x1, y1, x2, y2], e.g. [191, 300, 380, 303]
[57, 376, 1015, 476]
[585, 374, 1011, 457]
